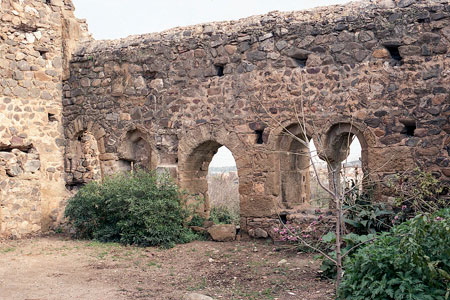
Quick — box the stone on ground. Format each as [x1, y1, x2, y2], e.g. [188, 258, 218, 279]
[207, 224, 236, 242]
[183, 292, 214, 300]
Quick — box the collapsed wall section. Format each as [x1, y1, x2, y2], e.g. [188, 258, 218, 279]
[0, 0, 89, 238]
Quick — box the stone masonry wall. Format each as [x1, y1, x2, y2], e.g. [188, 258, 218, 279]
[64, 0, 449, 236]
[0, 0, 88, 238]
[1, 0, 449, 238]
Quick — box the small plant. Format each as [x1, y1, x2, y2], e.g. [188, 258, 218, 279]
[387, 169, 449, 217]
[188, 214, 206, 227]
[343, 186, 394, 234]
[339, 208, 450, 300]
[209, 206, 239, 225]
[64, 170, 199, 248]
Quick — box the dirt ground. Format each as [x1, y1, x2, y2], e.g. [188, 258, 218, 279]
[0, 235, 334, 300]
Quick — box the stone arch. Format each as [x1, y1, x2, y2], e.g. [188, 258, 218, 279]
[117, 124, 157, 172]
[321, 122, 370, 173]
[64, 117, 106, 187]
[319, 122, 371, 194]
[178, 125, 246, 218]
[276, 123, 313, 208]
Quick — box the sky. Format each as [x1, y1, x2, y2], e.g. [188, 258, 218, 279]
[72, 0, 353, 40]
[71, 0, 356, 167]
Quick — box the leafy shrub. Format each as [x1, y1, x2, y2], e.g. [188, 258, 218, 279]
[318, 231, 375, 279]
[339, 208, 450, 300]
[344, 186, 394, 234]
[64, 170, 198, 248]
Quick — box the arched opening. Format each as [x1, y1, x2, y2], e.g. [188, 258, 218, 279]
[117, 129, 151, 172]
[66, 131, 102, 188]
[207, 146, 239, 225]
[180, 141, 239, 219]
[308, 139, 332, 208]
[278, 124, 311, 208]
[342, 137, 363, 194]
[323, 123, 369, 197]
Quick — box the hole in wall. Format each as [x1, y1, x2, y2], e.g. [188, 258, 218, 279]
[385, 45, 403, 65]
[293, 58, 307, 68]
[417, 18, 430, 24]
[0, 144, 34, 153]
[279, 213, 288, 224]
[38, 50, 48, 58]
[215, 65, 224, 77]
[400, 119, 416, 136]
[14, 23, 38, 33]
[48, 113, 57, 123]
[46, 0, 51, 4]
[143, 71, 157, 80]
[255, 130, 264, 144]
[401, 124, 416, 136]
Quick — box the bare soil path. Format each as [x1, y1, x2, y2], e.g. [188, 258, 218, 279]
[0, 236, 334, 300]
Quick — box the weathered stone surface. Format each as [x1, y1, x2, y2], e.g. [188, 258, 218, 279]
[183, 293, 214, 300]
[0, 0, 90, 239]
[249, 228, 269, 238]
[208, 224, 236, 242]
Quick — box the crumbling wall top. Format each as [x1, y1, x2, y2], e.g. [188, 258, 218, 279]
[74, 0, 448, 56]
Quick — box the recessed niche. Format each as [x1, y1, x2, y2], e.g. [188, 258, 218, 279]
[215, 65, 224, 77]
[293, 58, 307, 68]
[385, 45, 403, 65]
[48, 113, 57, 123]
[279, 213, 288, 224]
[400, 119, 416, 136]
[255, 130, 264, 144]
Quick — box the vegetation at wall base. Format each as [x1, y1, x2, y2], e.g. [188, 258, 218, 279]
[338, 208, 450, 300]
[64, 170, 199, 248]
[209, 206, 239, 225]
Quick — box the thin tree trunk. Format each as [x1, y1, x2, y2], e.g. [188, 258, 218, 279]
[332, 165, 343, 293]
[335, 193, 343, 291]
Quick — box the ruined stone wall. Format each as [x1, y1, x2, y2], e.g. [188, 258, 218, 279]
[64, 0, 449, 236]
[0, 0, 88, 238]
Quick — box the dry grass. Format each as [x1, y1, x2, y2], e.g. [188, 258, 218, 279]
[207, 171, 240, 224]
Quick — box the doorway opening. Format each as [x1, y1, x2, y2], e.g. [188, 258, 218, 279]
[181, 142, 239, 221]
[207, 146, 239, 225]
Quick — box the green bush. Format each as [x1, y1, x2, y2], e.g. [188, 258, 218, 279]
[64, 171, 198, 248]
[339, 208, 450, 300]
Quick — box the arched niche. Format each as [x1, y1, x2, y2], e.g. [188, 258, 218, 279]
[66, 131, 102, 187]
[64, 117, 106, 188]
[278, 124, 311, 208]
[117, 129, 153, 172]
